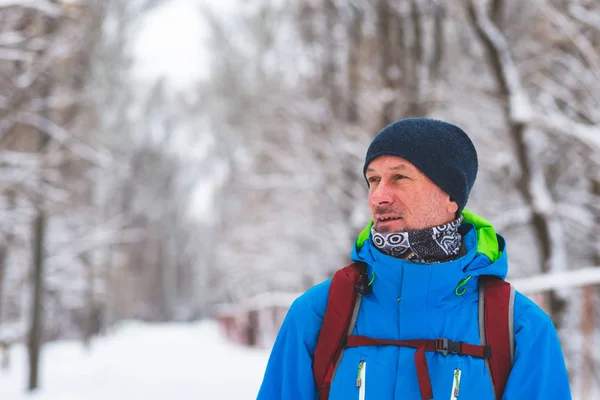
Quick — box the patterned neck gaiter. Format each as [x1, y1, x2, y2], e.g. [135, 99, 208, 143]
[371, 217, 464, 263]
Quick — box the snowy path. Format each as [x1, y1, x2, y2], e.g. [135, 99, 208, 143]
[0, 321, 269, 400]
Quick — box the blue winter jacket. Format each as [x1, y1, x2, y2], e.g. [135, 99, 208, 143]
[257, 214, 571, 399]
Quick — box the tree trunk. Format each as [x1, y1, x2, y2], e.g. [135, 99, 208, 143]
[0, 190, 15, 326]
[81, 253, 95, 348]
[377, 0, 403, 126]
[161, 235, 177, 321]
[1, 342, 10, 370]
[27, 3, 56, 388]
[0, 242, 7, 372]
[322, 0, 341, 118]
[0, 246, 6, 326]
[509, 121, 566, 321]
[345, 4, 363, 124]
[102, 246, 114, 333]
[28, 205, 47, 391]
[589, 168, 600, 395]
[580, 285, 594, 398]
[430, 3, 446, 83]
[466, 0, 566, 326]
[246, 310, 259, 347]
[407, 0, 426, 117]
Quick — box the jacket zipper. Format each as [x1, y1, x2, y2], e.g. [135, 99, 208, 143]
[356, 360, 366, 400]
[450, 367, 462, 400]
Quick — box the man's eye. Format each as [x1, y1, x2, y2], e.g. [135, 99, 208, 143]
[367, 177, 380, 184]
[394, 175, 406, 180]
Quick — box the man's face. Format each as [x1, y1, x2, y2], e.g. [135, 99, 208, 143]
[365, 155, 458, 233]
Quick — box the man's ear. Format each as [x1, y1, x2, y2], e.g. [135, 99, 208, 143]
[447, 197, 459, 215]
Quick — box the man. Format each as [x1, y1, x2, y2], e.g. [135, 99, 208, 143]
[257, 118, 571, 399]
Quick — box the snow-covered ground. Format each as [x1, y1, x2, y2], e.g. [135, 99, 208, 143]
[0, 318, 590, 399]
[0, 321, 270, 400]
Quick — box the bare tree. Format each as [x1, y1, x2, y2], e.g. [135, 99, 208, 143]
[465, 0, 568, 324]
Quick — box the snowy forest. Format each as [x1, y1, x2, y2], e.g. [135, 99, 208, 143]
[0, 0, 599, 398]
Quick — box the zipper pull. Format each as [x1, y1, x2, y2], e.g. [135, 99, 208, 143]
[356, 360, 365, 387]
[453, 368, 462, 399]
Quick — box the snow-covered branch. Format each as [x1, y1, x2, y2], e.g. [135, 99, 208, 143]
[531, 113, 600, 151]
[533, 0, 600, 74]
[490, 207, 533, 231]
[15, 112, 113, 169]
[512, 267, 600, 294]
[568, 4, 600, 33]
[47, 227, 145, 262]
[467, 0, 532, 125]
[0, 150, 41, 168]
[0, 48, 35, 62]
[0, 0, 61, 17]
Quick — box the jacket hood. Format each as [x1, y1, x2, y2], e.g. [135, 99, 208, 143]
[350, 209, 508, 302]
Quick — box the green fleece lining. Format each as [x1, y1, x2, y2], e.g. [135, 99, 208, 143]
[355, 209, 501, 263]
[461, 209, 501, 262]
[356, 220, 373, 249]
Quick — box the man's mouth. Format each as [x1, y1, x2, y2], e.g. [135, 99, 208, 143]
[378, 216, 402, 222]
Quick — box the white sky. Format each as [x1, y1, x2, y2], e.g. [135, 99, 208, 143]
[131, 0, 240, 221]
[132, 0, 239, 90]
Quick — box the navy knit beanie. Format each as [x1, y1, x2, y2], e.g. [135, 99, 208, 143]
[363, 118, 478, 214]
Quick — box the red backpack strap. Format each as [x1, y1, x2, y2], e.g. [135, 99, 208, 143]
[479, 276, 516, 400]
[313, 262, 366, 400]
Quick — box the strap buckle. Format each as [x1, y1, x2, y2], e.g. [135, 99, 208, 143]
[483, 345, 492, 359]
[355, 272, 372, 295]
[436, 338, 463, 356]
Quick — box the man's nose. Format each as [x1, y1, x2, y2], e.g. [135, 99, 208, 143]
[370, 181, 394, 205]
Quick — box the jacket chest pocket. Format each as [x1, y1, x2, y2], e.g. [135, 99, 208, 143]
[430, 360, 494, 400]
[449, 367, 462, 400]
[330, 351, 395, 400]
[357, 360, 366, 400]
[430, 361, 464, 400]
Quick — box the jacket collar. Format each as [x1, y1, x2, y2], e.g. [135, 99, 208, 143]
[350, 223, 508, 310]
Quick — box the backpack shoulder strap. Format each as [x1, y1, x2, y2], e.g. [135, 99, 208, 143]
[479, 275, 516, 400]
[313, 262, 366, 400]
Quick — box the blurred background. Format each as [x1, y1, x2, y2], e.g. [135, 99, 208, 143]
[0, 0, 599, 399]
